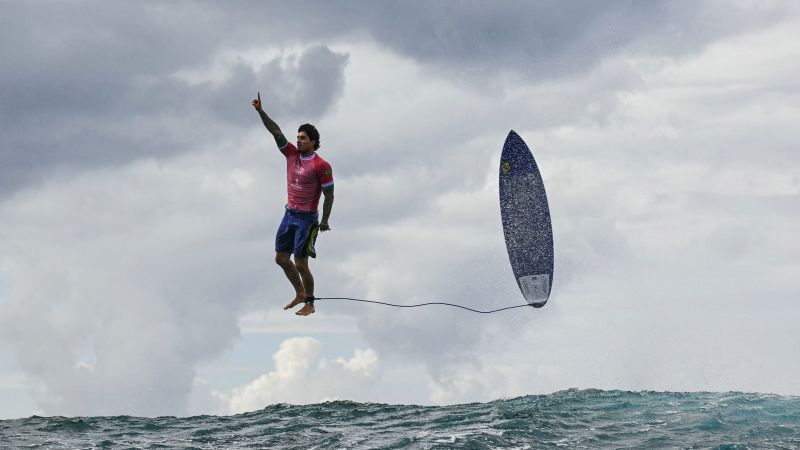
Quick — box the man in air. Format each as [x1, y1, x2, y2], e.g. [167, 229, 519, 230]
[252, 92, 334, 316]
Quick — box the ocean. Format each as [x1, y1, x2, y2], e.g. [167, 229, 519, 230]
[2, 389, 799, 449]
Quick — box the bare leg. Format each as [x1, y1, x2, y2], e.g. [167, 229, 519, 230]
[294, 257, 315, 316]
[294, 257, 314, 299]
[275, 252, 305, 309]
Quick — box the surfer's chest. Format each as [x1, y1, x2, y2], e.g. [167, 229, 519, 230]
[288, 156, 318, 186]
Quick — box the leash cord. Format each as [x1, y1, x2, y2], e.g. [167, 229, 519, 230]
[313, 297, 531, 314]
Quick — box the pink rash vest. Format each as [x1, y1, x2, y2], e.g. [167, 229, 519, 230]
[279, 142, 334, 212]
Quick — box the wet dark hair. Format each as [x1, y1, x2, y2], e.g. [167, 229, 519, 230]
[298, 123, 320, 150]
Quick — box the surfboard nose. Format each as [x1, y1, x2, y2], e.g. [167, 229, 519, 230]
[505, 130, 521, 146]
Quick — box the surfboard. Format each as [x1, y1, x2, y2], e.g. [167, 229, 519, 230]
[499, 130, 554, 308]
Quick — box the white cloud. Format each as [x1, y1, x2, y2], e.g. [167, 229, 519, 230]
[320, 14, 800, 402]
[1, 4, 799, 419]
[223, 337, 380, 414]
[0, 141, 282, 416]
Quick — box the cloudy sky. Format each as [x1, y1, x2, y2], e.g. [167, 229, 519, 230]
[1, 1, 799, 419]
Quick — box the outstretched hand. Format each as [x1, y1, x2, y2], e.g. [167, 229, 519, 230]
[251, 92, 262, 111]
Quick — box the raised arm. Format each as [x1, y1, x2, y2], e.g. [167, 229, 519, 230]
[252, 92, 288, 147]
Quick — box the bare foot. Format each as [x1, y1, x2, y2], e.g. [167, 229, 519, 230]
[296, 302, 315, 316]
[284, 293, 305, 310]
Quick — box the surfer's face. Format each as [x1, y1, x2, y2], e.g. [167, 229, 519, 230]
[296, 132, 315, 154]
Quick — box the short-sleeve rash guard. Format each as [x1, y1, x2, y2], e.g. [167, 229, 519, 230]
[279, 142, 333, 212]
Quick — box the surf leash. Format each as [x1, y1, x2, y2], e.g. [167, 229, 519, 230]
[312, 297, 531, 314]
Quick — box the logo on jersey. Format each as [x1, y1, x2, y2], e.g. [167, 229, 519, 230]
[501, 160, 511, 174]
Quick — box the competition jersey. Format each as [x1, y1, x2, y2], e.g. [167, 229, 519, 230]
[279, 142, 333, 212]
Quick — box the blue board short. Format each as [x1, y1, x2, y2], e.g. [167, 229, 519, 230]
[275, 207, 320, 258]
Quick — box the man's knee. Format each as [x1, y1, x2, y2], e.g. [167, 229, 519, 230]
[275, 252, 292, 267]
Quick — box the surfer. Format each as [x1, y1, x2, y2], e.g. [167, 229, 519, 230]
[252, 92, 334, 316]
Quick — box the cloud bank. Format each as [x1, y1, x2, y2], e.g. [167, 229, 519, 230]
[1, 2, 798, 417]
[223, 337, 379, 414]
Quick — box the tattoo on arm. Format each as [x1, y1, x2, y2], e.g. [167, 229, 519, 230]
[258, 110, 286, 146]
[321, 187, 334, 223]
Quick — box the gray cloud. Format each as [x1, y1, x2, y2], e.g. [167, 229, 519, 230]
[264, 1, 790, 81]
[2, 1, 790, 196]
[207, 1, 791, 74]
[0, 150, 276, 416]
[0, 0, 348, 197]
[1, 1, 798, 417]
